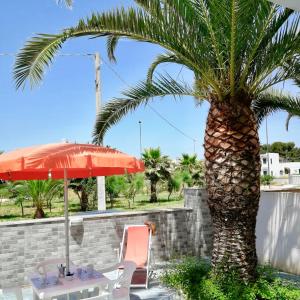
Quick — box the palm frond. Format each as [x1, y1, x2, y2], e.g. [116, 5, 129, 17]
[93, 74, 194, 144]
[146, 53, 186, 83]
[14, 34, 66, 89]
[252, 90, 300, 126]
[286, 113, 294, 131]
[56, 0, 73, 8]
[249, 11, 300, 93]
[106, 36, 119, 62]
[15, 0, 300, 107]
[14, 7, 201, 88]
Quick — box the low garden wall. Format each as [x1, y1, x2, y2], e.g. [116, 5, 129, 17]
[0, 207, 196, 288]
[3, 187, 298, 288]
[257, 190, 300, 275]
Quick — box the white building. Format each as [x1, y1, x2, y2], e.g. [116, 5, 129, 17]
[260, 153, 300, 177]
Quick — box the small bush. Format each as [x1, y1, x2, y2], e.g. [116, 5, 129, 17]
[160, 258, 300, 300]
[260, 175, 274, 185]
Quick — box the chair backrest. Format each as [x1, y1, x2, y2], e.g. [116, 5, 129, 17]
[36, 258, 72, 276]
[117, 261, 137, 288]
[122, 225, 151, 268]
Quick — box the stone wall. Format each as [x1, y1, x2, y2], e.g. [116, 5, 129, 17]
[0, 208, 194, 288]
[0, 188, 213, 288]
[184, 188, 213, 257]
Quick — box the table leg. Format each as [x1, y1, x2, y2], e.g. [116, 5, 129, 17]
[33, 291, 40, 300]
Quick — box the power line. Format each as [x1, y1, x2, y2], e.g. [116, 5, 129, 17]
[0, 51, 198, 146]
[100, 56, 198, 145]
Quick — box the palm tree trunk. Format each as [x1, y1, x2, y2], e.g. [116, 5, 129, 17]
[34, 207, 45, 219]
[150, 180, 158, 203]
[204, 100, 261, 282]
[20, 201, 24, 217]
[80, 189, 88, 211]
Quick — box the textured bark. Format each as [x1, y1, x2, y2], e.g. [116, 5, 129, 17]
[34, 207, 45, 219]
[204, 100, 261, 281]
[80, 189, 88, 212]
[150, 180, 158, 203]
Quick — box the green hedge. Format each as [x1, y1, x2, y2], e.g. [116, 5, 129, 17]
[160, 257, 300, 300]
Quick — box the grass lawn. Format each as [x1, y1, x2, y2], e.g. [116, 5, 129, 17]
[0, 190, 184, 222]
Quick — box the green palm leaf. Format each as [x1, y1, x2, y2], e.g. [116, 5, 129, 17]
[93, 74, 194, 144]
[56, 0, 73, 8]
[252, 91, 300, 126]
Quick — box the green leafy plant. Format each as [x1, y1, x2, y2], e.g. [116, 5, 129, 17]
[105, 175, 126, 208]
[161, 258, 300, 300]
[260, 175, 274, 185]
[123, 173, 145, 208]
[167, 171, 182, 201]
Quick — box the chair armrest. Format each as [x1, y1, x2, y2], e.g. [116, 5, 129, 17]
[98, 262, 122, 274]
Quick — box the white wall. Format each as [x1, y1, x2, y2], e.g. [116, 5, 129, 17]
[256, 191, 300, 274]
[289, 175, 300, 185]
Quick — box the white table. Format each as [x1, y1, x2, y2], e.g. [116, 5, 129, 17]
[29, 269, 111, 300]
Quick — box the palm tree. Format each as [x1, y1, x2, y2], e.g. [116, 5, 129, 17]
[179, 153, 205, 187]
[14, 0, 300, 281]
[69, 178, 96, 212]
[142, 148, 171, 203]
[13, 180, 62, 218]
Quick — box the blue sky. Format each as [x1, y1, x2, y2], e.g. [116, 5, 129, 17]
[0, 0, 299, 159]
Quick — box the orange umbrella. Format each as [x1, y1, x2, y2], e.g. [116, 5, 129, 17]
[0, 142, 144, 181]
[0, 142, 144, 276]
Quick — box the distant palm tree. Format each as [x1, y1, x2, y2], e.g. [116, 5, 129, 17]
[179, 153, 198, 170]
[142, 148, 170, 203]
[14, 0, 300, 281]
[179, 153, 204, 187]
[13, 180, 62, 218]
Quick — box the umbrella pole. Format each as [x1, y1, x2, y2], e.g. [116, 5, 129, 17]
[64, 169, 70, 275]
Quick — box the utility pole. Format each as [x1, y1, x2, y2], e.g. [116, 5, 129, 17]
[193, 139, 196, 154]
[95, 52, 106, 211]
[266, 117, 271, 176]
[139, 120, 142, 156]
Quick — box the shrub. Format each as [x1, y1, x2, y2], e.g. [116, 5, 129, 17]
[160, 257, 300, 300]
[260, 175, 274, 185]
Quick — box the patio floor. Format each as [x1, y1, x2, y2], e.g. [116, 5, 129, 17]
[0, 282, 179, 300]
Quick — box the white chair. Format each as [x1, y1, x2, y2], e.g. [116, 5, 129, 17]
[91, 260, 137, 300]
[35, 258, 81, 300]
[1, 287, 23, 300]
[35, 258, 74, 276]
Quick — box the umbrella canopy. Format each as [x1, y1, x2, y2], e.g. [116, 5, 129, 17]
[0, 142, 144, 180]
[0, 142, 144, 276]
